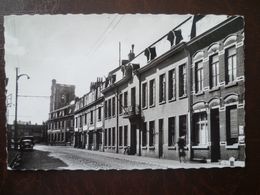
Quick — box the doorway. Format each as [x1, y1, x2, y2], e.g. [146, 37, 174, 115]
[130, 124, 137, 155]
[159, 119, 164, 158]
[210, 108, 220, 162]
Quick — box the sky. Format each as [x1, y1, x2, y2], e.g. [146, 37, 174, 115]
[4, 14, 226, 124]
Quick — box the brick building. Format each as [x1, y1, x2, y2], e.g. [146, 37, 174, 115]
[188, 16, 245, 161]
[47, 79, 75, 145]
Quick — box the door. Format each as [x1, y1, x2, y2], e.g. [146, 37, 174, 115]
[210, 108, 220, 162]
[159, 119, 164, 158]
[131, 87, 136, 113]
[130, 124, 137, 155]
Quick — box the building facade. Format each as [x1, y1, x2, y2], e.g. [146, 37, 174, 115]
[188, 16, 245, 161]
[47, 79, 75, 145]
[74, 78, 104, 150]
[47, 15, 245, 162]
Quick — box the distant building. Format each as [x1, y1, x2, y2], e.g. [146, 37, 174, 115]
[47, 80, 75, 145]
[7, 121, 47, 143]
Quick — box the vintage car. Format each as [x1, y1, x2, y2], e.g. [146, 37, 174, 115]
[19, 136, 34, 151]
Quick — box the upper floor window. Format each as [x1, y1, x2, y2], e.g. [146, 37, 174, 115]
[104, 100, 107, 118]
[209, 54, 219, 88]
[195, 60, 203, 92]
[84, 113, 87, 125]
[159, 74, 166, 103]
[142, 82, 148, 108]
[124, 91, 128, 108]
[119, 94, 123, 114]
[98, 107, 102, 121]
[225, 46, 237, 83]
[149, 79, 155, 106]
[108, 99, 111, 117]
[112, 97, 116, 116]
[179, 64, 187, 97]
[90, 110, 93, 124]
[168, 69, 176, 101]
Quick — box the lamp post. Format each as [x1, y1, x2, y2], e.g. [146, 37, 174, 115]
[14, 67, 30, 150]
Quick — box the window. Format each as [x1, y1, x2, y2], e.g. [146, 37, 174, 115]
[79, 116, 82, 127]
[149, 121, 155, 146]
[142, 82, 148, 108]
[124, 125, 128, 146]
[195, 60, 203, 92]
[119, 126, 123, 146]
[75, 117, 78, 128]
[84, 113, 87, 124]
[159, 74, 166, 102]
[168, 69, 176, 101]
[142, 122, 147, 146]
[168, 117, 175, 146]
[124, 91, 128, 108]
[112, 97, 116, 116]
[108, 99, 111, 117]
[119, 94, 123, 114]
[104, 129, 107, 146]
[149, 79, 155, 106]
[179, 115, 187, 143]
[179, 64, 187, 97]
[225, 46, 237, 83]
[210, 54, 219, 88]
[193, 112, 208, 145]
[98, 107, 101, 121]
[90, 110, 93, 124]
[112, 127, 116, 146]
[108, 128, 111, 146]
[226, 106, 238, 145]
[104, 101, 107, 118]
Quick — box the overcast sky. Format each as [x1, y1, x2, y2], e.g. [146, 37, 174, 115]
[4, 14, 226, 124]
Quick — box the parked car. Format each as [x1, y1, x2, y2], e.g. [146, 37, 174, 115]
[19, 136, 34, 151]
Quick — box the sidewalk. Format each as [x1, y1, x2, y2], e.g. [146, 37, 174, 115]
[63, 146, 245, 169]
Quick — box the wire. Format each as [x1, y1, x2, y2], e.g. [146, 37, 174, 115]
[18, 95, 49, 98]
[87, 15, 124, 58]
[85, 15, 118, 58]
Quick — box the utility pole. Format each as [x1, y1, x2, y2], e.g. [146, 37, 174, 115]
[14, 67, 30, 150]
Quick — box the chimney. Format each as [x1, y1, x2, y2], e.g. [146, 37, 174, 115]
[128, 44, 135, 61]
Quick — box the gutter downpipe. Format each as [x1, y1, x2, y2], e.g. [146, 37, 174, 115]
[184, 44, 193, 161]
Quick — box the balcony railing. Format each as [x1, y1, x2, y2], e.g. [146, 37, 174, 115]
[123, 105, 140, 119]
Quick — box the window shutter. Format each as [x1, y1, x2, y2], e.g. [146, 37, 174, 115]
[230, 109, 238, 138]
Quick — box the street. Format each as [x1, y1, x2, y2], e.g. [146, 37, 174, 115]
[14, 144, 244, 170]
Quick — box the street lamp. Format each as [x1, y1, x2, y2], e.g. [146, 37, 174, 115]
[14, 67, 30, 150]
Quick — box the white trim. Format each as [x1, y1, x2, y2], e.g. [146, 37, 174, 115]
[203, 86, 209, 91]
[225, 143, 239, 149]
[192, 145, 209, 149]
[203, 58, 209, 63]
[219, 50, 225, 55]
[193, 108, 207, 113]
[236, 76, 245, 81]
[236, 42, 244, 48]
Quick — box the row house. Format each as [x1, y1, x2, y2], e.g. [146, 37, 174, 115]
[101, 48, 139, 154]
[99, 15, 245, 161]
[188, 16, 245, 161]
[50, 15, 245, 162]
[74, 78, 104, 150]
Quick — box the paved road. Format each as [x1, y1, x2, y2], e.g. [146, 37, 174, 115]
[15, 144, 244, 170]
